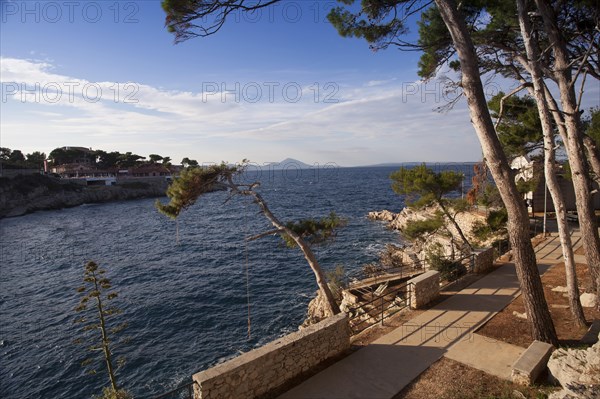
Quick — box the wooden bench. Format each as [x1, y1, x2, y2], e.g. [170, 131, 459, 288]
[511, 340, 554, 385]
[566, 213, 579, 223]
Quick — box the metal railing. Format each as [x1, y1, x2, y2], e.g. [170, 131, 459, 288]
[152, 381, 197, 399]
[347, 282, 412, 335]
[494, 239, 512, 259]
[346, 259, 424, 288]
[438, 254, 475, 290]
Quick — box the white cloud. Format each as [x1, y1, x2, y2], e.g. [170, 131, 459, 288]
[0, 56, 489, 164]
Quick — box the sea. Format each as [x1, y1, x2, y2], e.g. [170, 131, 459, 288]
[0, 164, 474, 398]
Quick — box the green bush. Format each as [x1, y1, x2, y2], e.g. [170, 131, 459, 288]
[487, 209, 508, 231]
[326, 265, 347, 300]
[425, 244, 466, 282]
[402, 214, 444, 241]
[471, 209, 508, 242]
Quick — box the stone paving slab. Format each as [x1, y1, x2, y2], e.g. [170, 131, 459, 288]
[444, 333, 525, 380]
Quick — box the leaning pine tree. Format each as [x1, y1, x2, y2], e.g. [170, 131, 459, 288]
[155, 161, 345, 318]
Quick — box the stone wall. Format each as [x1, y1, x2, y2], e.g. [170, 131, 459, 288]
[0, 169, 41, 178]
[408, 271, 440, 309]
[473, 248, 494, 274]
[192, 313, 350, 399]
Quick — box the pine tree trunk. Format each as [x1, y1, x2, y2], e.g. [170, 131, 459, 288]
[517, 0, 586, 327]
[245, 189, 341, 316]
[435, 0, 558, 344]
[534, 0, 600, 298]
[583, 135, 600, 186]
[438, 200, 472, 251]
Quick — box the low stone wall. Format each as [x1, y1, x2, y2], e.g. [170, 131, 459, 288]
[0, 169, 41, 178]
[192, 313, 350, 399]
[408, 271, 440, 309]
[473, 248, 494, 274]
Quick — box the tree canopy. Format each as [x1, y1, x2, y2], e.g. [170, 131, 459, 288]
[1, 147, 47, 169]
[391, 163, 463, 207]
[391, 164, 472, 250]
[488, 92, 544, 159]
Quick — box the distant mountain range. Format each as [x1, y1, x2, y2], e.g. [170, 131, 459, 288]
[248, 159, 479, 170]
[256, 158, 314, 170]
[363, 161, 479, 168]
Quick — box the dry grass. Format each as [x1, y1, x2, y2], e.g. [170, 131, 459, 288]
[477, 262, 599, 348]
[395, 358, 556, 399]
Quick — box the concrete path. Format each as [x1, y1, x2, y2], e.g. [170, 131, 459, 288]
[280, 264, 544, 398]
[534, 229, 583, 262]
[279, 230, 583, 399]
[444, 333, 525, 380]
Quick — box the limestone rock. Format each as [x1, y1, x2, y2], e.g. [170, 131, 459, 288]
[367, 204, 506, 267]
[548, 384, 600, 399]
[513, 311, 528, 320]
[367, 210, 397, 222]
[301, 291, 329, 328]
[547, 334, 600, 399]
[580, 293, 598, 308]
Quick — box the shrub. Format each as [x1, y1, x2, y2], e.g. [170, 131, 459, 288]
[425, 244, 466, 282]
[326, 265, 347, 300]
[402, 214, 444, 241]
[487, 209, 508, 231]
[471, 209, 508, 242]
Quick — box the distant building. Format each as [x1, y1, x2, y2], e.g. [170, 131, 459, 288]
[126, 163, 173, 178]
[510, 155, 600, 212]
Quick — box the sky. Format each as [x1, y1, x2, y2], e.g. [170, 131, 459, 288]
[1, 0, 598, 167]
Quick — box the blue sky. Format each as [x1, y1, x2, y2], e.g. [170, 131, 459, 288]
[1, 1, 598, 166]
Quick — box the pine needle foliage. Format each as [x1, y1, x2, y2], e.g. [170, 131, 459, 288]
[402, 214, 445, 241]
[390, 164, 472, 250]
[283, 212, 347, 247]
[390, 164, 463, 207]
[156, 163, 234, 218]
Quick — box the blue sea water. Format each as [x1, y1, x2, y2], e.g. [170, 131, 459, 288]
[0, 165, 473, 398]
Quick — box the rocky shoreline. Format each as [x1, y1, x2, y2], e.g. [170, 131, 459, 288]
[367, 205, 504, 261]
[302, 205, 505, 327]
[0, 174, 168, 218]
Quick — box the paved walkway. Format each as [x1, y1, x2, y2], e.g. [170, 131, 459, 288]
[279, 230, 583, 399]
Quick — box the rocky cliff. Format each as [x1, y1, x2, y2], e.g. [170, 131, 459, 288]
[368, 205, 504, 262]
[0, 174, 168, 218]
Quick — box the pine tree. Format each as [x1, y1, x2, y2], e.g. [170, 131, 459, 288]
[156, 161, 345, 317]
